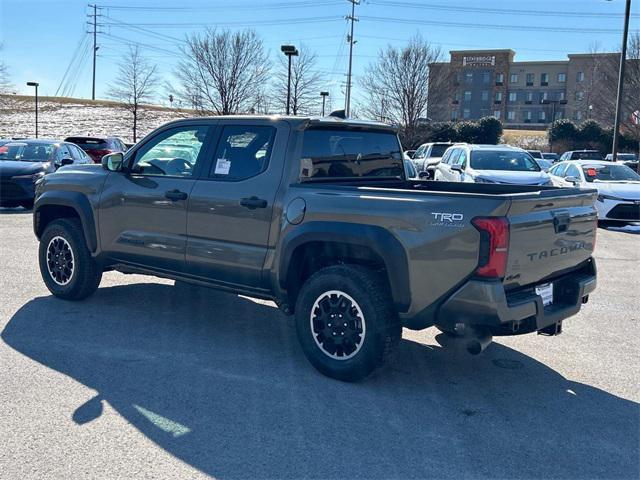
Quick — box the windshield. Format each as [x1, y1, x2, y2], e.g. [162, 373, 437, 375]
[300, 128, 403, 180]
[528, 151, 542, 159]
[428, 144, 451, 158]
[572, 151, 602, 160]
[0, 142, 55, 162]
[583, 164, 640, 182]
[470, 150, 541, 172]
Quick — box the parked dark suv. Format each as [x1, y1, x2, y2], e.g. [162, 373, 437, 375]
[65, 136, 127, 163]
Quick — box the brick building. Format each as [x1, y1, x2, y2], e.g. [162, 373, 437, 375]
[427, 49, 622, 127]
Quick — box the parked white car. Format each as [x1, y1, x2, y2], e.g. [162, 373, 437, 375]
[434, 144, 554, 186]
[548, 160, 640, 224]
[411, 142, 455, 178]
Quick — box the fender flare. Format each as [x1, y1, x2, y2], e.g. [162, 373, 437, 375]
[278, 221, 411, 312]
[34, 191, 98, 253]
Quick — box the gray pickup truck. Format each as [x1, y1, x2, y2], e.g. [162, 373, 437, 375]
[33, 116, 597, 381]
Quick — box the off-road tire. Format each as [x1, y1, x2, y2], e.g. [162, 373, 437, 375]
[39, 218, 102, 300]
[294, 265, 401, 382]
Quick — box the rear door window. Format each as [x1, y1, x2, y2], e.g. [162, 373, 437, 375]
[208, 125, 276, 181]
[300, 128, 403, 179]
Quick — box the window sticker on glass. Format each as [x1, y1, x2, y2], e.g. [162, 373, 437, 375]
[215, 158, 231, 175]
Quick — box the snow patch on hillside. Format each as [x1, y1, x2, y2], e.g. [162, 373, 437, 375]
[0, 96, 192, 142]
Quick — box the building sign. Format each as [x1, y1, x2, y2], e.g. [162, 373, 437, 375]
[462, 56, 496, 67]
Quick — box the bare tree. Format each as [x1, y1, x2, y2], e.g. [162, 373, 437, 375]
[0, 44, 16, 111]
[175, 29, 270, 115]
[107, 46, 159, 142]
[359, 35, 442, 146]
[272, 46, 323, 115]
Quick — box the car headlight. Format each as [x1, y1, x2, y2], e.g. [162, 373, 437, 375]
[474, 176, 496, 184]
[597, 194, 623, 201]
[12, 172, 45, 183]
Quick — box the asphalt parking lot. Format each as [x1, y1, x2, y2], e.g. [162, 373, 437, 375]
[0, 208, 638, 479]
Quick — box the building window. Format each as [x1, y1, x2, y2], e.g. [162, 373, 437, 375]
[451, 110, 459, 121]
[481, 90, 489, 101]
[482, 72, 490, 84]
[575, 91, 584, 101]
[464, 90, 472, 102]
[507, 110, 515, 121]
[541, 73, 549, 86]
[494, 110, 501, 119]
[495, 91, 503, 102]
[539, 111, 546, 121]
[526, 91, 534, 103]
[526, 73, 534, 86]
[463, 109, 471, 119]
[509, 92, 517, 102]
[541, 92, 549, 102]
[577, 71, 585, 82]
[558, 91, 566, 101]
[455, 73, 462, 85]
[495, 73, 504, 85]
[465, 72, 473, 83]
[576, 111, 583, 121]
[525, 111, 532, 122]
[558, 72, 566, 83]
[510, 73, 519, 83]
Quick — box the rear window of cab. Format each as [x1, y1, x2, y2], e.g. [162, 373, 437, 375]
[300, 128, 403, 180]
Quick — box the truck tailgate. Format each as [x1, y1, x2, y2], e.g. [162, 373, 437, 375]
[504, 189, 598, 289]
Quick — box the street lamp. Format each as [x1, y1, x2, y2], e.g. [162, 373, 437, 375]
[320, 91, 329, 116]
[281, 45, 299, 115]
[26, 81, 39, 138]
[607, 0, 632, 161]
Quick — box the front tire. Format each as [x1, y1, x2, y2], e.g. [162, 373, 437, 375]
[39, 218, 102, 300]
[294, 265, 401, 382]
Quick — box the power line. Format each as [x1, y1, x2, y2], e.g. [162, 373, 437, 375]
[360, 15, 630, 34]
[371, 0, 640, 19]
[99, 15, 343, 28]
[101, 1, 343, 11]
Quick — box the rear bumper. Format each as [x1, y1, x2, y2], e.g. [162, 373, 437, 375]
[435, 258, 597, 335]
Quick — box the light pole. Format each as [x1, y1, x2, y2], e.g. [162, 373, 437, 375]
[281, 45, 299, 115]
[608, 0, 632, 161]
[26, 81, 39, 138]
[320, 91, 329, 116]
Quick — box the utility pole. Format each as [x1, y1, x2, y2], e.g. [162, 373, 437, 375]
[88, 4, 100, 100]
[345, 0, 360, 118]
[611, 0, 632, 162]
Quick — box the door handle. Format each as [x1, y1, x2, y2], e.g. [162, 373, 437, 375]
[240, 196, 268, 209]
[164, 189, 188, 201]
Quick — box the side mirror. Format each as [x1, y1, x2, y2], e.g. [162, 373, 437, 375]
[418, 171, 430, 179]
[564, 175, 579, 184]
[54, 158, 73, 169]
[102, 152, 124, 172]
[450, 164, 463, 172]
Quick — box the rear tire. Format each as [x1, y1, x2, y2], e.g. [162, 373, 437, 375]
[294, 265, 401, 382]
[39, 218, 102, 300]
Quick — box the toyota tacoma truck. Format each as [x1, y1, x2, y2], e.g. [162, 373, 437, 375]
[33, 116, 597, 381]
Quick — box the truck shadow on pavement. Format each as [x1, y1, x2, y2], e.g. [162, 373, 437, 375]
[3, 282, 638, 479]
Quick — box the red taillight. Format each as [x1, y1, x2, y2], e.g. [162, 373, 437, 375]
[472, 216, 510, 278]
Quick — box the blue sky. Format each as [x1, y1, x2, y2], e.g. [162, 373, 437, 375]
[1, 0, 639, 109]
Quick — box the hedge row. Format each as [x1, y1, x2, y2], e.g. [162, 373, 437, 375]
[548, 119, 638, 153]
[400, 117, 503, 148]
